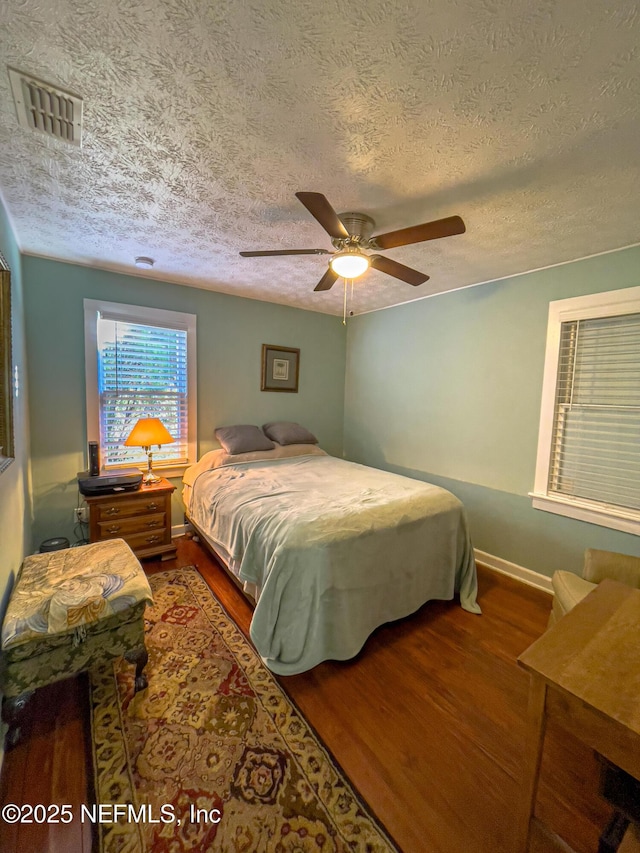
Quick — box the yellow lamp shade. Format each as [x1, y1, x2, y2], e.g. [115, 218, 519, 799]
[124, 417, 175, 448]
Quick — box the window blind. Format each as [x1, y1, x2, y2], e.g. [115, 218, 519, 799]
[548, 312, 640, 512]
[0, 329, 7, 453]
[0, 269, 13, 460]
[97, 317, 188, 468]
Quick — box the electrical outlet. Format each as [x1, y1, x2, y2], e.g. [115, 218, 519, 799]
[74, 507, 89, 523]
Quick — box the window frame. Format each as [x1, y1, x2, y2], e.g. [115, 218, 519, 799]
[0, 266, 14, 474]
[530, 284, 640, 535]
[84, 298, 197, 477]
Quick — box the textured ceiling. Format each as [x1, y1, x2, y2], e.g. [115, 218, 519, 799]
[0, 0, 639, 316]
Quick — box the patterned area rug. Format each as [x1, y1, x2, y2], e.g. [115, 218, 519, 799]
[89, 566, 398, 853]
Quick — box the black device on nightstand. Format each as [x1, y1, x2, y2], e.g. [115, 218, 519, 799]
[77, 468, 143, 496]
[88, 441, 100, 476]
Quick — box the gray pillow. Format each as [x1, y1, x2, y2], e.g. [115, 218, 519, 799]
[215, 424, 274, 454]
[262, 421, 318, 446]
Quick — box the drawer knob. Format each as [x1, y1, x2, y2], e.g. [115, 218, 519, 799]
[147, 520, 161, 528]
[105, 507, 120, 516]
[146, 534, 161, 544]
[106, 524, 121, 534]
[146, 502, 159, 511]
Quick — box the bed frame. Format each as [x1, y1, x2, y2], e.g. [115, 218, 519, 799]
[185, 513, 258, 605]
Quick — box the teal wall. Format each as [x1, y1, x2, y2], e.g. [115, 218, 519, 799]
[0, 195, 30, 614]
[344, 245, 640, 578]
[17, 243, 640, 577]
[22, 257, 346, 548]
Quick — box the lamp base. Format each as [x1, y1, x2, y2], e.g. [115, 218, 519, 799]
[142, 446, 161, 485]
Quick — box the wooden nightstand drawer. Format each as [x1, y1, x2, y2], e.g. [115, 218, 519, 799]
[120, 529, 169, 552]
[96, 495, 164, 521]
[98, 513, 166, 540]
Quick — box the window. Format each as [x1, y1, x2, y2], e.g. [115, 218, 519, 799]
[85, 300, 197, 473]
[531, 285, 640, 535]
[0, 265, 14, 473]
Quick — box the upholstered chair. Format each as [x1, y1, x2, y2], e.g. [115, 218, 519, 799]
[548, 548, 640, 628]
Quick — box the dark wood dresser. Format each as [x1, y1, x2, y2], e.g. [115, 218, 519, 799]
[85, 477, 177, 560]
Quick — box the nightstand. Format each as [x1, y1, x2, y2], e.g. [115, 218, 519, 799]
[85, 477, 177, 560]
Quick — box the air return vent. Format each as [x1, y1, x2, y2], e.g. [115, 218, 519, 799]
[8, 67, 83, 146]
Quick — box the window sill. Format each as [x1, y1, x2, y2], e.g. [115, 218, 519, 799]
[530, 492, 640, 536]
[0, 455, 13, 475]
[152, 464, 191, 481]
[103, 463, 192, 481]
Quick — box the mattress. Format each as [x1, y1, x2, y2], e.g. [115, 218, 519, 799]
[184, 451, 480, 674]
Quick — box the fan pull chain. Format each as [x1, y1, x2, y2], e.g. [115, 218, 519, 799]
[342, 278, 356, 325]
[342, 278, 348, 325]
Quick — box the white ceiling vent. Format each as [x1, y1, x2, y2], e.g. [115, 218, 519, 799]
[8, 67, 83, 146]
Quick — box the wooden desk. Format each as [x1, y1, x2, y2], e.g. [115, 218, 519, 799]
[516, 579, 640, 852]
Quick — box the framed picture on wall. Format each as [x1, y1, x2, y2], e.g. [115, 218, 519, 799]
[261, 344, 300, 393]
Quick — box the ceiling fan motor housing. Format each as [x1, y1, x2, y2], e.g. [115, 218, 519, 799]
[331, 212, 376, 249]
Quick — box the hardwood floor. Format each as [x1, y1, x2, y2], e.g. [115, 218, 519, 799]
[0, 538, 612, 852]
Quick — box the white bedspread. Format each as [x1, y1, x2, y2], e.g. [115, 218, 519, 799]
[186, 454, 480, 675]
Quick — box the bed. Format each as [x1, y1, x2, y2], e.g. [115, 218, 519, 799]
[183, 444, 480, 675]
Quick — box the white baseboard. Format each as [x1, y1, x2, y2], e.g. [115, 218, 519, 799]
[474, 549, 553, 595]
[171, 523, 187, 538]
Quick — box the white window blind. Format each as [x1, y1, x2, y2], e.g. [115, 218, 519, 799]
[0, 268, 14, 467]
[548, 313, 640, 511]
[97, 316, 189, 468]
[532, 285, 640, 534]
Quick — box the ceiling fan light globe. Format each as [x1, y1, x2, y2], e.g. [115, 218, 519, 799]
[329, 251, 370, 279]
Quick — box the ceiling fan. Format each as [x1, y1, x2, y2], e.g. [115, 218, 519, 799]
[240, 192, 466, 292]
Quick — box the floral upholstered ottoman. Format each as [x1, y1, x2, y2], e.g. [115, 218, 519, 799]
[0, 539, 153, 734]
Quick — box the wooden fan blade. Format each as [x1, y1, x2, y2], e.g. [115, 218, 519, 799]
[295, 192, 349, 239]
[369, 254, 429, 286]
[373, 215, 465, 250]
[314, 268, 339, 292]
[239, 249, 330, 257]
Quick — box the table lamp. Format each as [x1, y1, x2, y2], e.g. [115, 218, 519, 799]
[124, 417, 175, 484]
